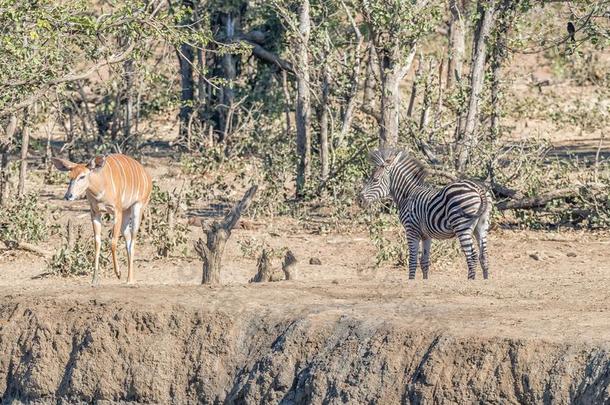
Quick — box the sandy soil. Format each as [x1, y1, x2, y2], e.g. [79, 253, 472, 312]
[2, 183, 610, 345]
[1, 219, 610, 403]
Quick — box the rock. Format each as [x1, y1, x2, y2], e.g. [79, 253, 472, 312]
[527, 251, 543, 261]
[309, 257, 322, 265]
[566, 252, 577, 257]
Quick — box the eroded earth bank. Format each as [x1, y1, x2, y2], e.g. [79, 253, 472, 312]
[1, 275, 609, 404]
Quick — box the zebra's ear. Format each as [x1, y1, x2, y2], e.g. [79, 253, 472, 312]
[87, 155, 107, 171]
[368, 150, 385, 166]
[385, 150, 402, 167]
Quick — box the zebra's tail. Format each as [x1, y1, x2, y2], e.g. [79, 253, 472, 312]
[473, 191, 490, 218]
[462, 182, 491, 219]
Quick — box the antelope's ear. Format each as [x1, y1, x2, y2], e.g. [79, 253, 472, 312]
[87, 155, 107, 171]
[51, 157, 77, 172]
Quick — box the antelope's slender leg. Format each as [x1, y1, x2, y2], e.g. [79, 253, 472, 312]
[121, 209, 133, 281]
[127, 203, 143, 284]
[420, 238, 432, 280]
[110, 210, 123, 280]
[91, 212, 102, 286]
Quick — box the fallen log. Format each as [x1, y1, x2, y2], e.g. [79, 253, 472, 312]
[2, 240, 50, 258]
[496, 188, 579, 210]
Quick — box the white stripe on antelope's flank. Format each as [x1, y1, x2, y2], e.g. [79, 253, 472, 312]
[124, 157, 134, 206]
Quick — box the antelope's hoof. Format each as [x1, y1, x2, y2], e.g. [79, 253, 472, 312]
[91, 278, 100, 287]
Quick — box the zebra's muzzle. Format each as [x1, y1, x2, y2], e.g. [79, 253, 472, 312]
[356, 195, 369, 208]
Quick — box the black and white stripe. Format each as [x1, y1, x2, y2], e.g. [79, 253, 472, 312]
[358, 149, 492, 280]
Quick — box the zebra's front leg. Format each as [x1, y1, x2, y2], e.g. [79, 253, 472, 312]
[420, 238, 432, 280]
[407, 235, 420, 280]
[456, 230, 478, 280]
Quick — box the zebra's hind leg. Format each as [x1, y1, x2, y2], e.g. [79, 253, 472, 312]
[456, 229, 478, 280]
[420, 238, 432, 279]
[407, 235, 420, 280]
[474, 215, 490, 279]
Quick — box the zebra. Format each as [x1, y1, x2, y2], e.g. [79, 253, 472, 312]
[357, 148, 492, 280]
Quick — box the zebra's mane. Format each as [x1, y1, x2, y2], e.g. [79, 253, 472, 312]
[368, 148, 428, 182]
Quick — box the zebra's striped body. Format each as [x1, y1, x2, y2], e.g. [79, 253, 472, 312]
[358, 149, 492, 280]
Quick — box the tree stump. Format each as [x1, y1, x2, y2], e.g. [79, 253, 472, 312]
[194, 185, 257, 285]
[282, 250, 298, 280]
[249, 249, 273, 283]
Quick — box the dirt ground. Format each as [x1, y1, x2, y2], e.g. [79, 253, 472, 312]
[2, 196, 610, 345]
[2, 203, 610, 402]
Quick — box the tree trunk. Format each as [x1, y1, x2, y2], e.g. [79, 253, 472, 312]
[195, 4, 207, 140]
[295, 0, 312, 196]
[377, 45, 417, 147]
[18, 111, 30, 197]
[44, 124, 53, 184]
[362, 44, 377, 112]
[406, 55, 423, 118]
[0, 150, 9, 207]
[194, 185, 257, 285]
[281, 70, 292, 137]
[446, 0, 466, 89]
[197, 47, 206, 120]
[123, 58, 135, 140]
[0, 115, 16, 207]
[319, 62, 331, 182]
[489, 0, 515, 142]
[456, 0, 497, 172]
[177, 0, 195, 145]
[419, 59, 432, 131]
[338, 1, 364, 145]
[219, 12, 238, 143]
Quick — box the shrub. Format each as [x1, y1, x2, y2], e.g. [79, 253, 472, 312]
[48, 222, 110, 277]
[146, 184, 189, 257]
[0, 193, 47, 244]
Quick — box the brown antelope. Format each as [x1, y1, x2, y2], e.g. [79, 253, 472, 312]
[52, 154, 153, 285]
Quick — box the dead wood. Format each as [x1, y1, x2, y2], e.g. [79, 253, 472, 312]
[496, 188, 580, 210]
[2, 240, 50, 258]
[194, 185, 257, 285]
[282, 250, 298, 281]
[250, 249, 273, 283]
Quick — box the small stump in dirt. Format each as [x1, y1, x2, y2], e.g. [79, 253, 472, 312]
[194, 185, 258, 285]
[250, 249, 274, 282]
[282, 250, 298, 280]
